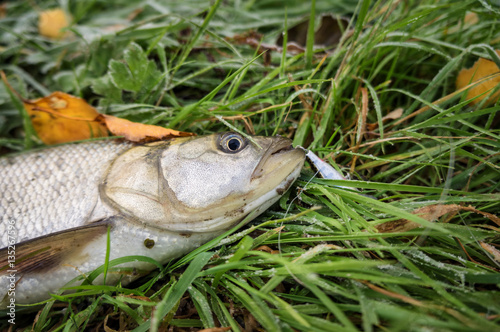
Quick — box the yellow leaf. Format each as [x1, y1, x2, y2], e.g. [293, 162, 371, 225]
[24, 92, 108, 145]
[456, 50, 500, 105]
[39, 8, 71, 39]
[0, 70, 196, 145]
[97, 114, 195, 143]
[22, 91, 195, 145]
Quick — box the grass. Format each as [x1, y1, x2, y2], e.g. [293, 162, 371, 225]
[1, 0, 500, 331]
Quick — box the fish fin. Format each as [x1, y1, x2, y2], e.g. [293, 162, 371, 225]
[0, 220, 110, 275]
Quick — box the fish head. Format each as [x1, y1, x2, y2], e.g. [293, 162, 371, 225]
[103, 132, 305, 233]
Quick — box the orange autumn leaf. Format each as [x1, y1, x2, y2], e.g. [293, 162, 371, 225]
[39, 8, 71, 39]
[25, 92, 108, 145]
[456, 50, 500, 105]
[21, 91, 195, 144]
[97, 114, 195, 142]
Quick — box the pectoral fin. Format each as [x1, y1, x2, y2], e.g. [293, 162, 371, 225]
[0, 220, 110, 276]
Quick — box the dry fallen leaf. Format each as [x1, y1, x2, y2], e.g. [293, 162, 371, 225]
[19, 90, 195, 144]
[277, 14, 349, 51]
[229, 14, 350, 60]
[25, 92, 108, 145]
[456, 50, 500, 105]
[97, 114, 195, 142]
[463, 12, 479, 25]
[254, 245, 280, 254]
[39, 8, 71, 39]
[480, 242, 500, 263]
[445, 12, 479, 35]
[0, 4, 6, 19]
[376, 204, 500, 233]
[367, 108, 403, 131]
[382, 108, 404, 121]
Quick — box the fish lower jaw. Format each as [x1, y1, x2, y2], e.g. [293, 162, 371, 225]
[243, 165, 302, 218]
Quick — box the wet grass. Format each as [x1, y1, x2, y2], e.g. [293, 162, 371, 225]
[1, 0, 500, 331]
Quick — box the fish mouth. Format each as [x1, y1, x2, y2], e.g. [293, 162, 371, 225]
[271, 144, 294, 155]
[251, 136, 304, 181]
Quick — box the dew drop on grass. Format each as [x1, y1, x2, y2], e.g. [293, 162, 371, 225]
[408, 250, 467, 286]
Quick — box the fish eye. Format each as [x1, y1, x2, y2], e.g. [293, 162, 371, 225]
[227, 137, 241, 151]
[219, 133, 247, 153]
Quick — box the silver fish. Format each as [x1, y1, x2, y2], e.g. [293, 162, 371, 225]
[0, 132, 305, 307]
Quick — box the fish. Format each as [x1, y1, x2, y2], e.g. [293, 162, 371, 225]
[0, 132, 305, 307]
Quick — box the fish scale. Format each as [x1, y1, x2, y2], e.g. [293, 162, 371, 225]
[0, 141, 132, 247]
